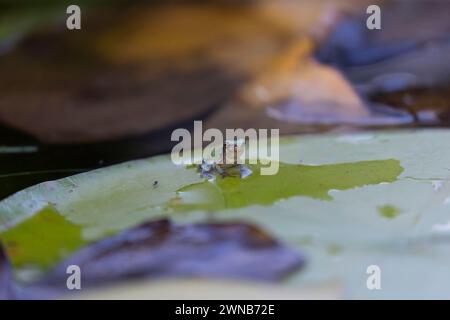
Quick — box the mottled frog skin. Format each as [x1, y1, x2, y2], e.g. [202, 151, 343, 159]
[199, 140, 252, 179]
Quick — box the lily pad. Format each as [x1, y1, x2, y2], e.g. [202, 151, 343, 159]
[2, 130, 450, 298]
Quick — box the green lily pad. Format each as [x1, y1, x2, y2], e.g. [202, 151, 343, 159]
[2, 129, 450, 298]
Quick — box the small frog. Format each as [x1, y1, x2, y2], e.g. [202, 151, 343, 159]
[199, 139, 252, 179]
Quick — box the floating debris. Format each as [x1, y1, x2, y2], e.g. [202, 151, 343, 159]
[38, 220, 304, 291]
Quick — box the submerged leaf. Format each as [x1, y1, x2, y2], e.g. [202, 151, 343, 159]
[40, 219, 304, 291]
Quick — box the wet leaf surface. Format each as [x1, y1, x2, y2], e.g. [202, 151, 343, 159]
[2, 130, 450, 298]
[0, 157, 402, 273]
[181, 131, 450, 299]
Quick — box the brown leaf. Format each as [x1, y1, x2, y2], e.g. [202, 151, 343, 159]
[40, 220, 304, 291]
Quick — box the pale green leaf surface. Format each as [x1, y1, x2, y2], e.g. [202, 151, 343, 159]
[2, 129, 450, 298]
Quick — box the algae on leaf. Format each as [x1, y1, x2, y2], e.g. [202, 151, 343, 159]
[0, 206, 85, 270]
[378, 205, 401, 219]
[171, 159, 403, 212]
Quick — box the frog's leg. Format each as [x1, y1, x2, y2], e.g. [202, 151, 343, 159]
[239, 165, 253, 179]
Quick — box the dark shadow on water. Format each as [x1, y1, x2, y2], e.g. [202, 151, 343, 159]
[0, 103, 220, 199]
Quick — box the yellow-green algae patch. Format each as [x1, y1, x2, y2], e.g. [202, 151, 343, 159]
[169, 159, 404, 211]
[378, 204, 401, 219]
[0, 206, 86, 270]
